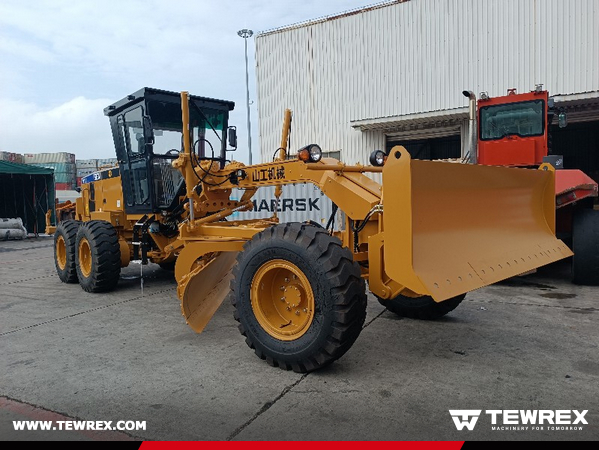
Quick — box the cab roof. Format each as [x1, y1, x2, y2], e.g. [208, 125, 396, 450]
[103, 87, 235, 117]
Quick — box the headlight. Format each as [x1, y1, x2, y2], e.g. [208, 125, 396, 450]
[369, 150, 386, 167]
[298, 144, 323, 163]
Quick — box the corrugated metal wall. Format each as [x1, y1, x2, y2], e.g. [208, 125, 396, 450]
[255, 0, 599, 165]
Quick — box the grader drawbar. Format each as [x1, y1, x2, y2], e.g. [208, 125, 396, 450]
[53, 88, 571, 373]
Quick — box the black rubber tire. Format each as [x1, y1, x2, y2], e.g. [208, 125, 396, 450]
[377, 293, 466, 320]
[75, 220, 121, 293]
[158, 260, 176, 271]
[572, 208, 599, 285]
[54, 220, 81, 283]
[230, 223, 367, 373]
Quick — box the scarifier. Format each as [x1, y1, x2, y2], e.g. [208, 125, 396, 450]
[50, 87, 573, 372]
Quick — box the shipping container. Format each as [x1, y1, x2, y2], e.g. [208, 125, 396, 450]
[77, 168, 97, 177]
[23, 152, 76, 164]
[97, 158, 118, 168]
[29, 162, 76, 185]
[28, 162, 75, 173]
[55, 182, 74, 191]
[0, 152, 24, 164]
[76, 158, 99, 169]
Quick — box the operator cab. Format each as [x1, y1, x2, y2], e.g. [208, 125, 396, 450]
[104, 87, 236, 214]
[477, 89, 549, 167]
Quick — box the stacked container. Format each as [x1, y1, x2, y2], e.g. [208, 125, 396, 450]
[23, 152, 76, 164]
[74, 158, 118, 186]
[23, 152, 77, 190]
[97, 158, 118, 169]
[76, 159, 98, 187]
[0, 151, 24, 164]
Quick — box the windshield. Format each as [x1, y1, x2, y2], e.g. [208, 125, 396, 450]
[480, 100, 545, 140]
[146, 99, 227, 157]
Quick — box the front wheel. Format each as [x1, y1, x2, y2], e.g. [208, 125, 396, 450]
[231, 223, 367, 373]
[377, 293, 466, 320]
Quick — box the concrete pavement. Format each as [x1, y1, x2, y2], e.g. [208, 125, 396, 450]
[1, 236, 597, 441]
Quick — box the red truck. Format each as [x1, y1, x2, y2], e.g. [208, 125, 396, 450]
[470, 87, 598, 285]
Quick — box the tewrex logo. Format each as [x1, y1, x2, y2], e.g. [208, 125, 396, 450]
[449, 410, 588, 431]
[449, 410, 482, 431]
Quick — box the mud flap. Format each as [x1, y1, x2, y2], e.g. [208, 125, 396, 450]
[179, 252, 239, 332]
[382, 146, 573, 302]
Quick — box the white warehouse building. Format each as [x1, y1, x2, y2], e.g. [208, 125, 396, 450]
[254, 0, 599, 181]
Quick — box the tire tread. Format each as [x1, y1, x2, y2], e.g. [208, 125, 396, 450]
[54, 220, 81, 283]
[230, 223, 367, 373]
[377, 293, 465, 320]
[75, 220, 121, 293]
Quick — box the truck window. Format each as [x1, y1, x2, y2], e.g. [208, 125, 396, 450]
[480, 100, 545, 140]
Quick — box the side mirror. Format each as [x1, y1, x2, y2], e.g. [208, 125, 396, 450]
[558, 110, 568, 129]
[227, 126, 237, 151]
[143, 116, 154, 145]
[75, 187, 81, 193]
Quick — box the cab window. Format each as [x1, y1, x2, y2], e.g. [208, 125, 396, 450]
[124, 107, 145, 155]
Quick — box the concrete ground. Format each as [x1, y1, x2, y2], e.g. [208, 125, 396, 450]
[1, 236, 597, 441]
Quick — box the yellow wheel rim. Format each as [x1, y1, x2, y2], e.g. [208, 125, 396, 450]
[56, 235, 67, 270]
[251, 259, 315, 341]
[78, 237, 92, 278]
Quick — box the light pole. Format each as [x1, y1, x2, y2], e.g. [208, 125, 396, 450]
[238, 28, 254, 165]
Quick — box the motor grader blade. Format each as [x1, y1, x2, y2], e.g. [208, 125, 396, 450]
[383, 146, 573, 302]
[179, 252, 239, 333]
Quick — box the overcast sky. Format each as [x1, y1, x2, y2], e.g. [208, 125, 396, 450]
[0, 0, 378, 163]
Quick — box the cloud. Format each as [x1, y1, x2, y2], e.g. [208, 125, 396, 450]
[0, 97, 115, 159]
[0, 0, 376, 163]
[0, 36, 54, 63]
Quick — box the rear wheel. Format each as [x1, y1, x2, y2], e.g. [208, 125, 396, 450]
[572, 208, 599, 285]
[377, 293, 466, 320]
[231, 223, 367, 373]
[54, 220, 81, 283]
[75, 220, 121, 293]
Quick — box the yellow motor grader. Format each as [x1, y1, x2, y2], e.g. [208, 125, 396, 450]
[52, 87, 572, 372]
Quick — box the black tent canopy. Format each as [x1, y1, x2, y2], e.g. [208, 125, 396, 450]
[0, 161, 55, 234]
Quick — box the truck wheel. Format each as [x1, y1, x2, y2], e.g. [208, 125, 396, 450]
[158, 260, 176, 271]
[231, 223, 367, 373]
[377, 293, 466, 320]
[572, 209, 599, 285]
[54, 220, 81, 283]
[75, 220, 121, 293]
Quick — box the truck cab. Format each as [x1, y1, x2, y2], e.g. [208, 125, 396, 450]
[474, 87, 598, 285]
[477, 89, 549, 166]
